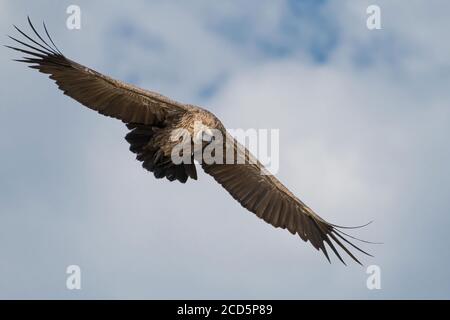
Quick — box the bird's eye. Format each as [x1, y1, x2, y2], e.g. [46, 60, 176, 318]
[202, 131, 213, 142]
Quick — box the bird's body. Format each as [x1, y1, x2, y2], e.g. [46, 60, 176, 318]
[7, 18, 372, 265]
[126, 106, 223, 183]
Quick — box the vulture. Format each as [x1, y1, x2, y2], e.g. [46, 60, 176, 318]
[6, 18, 373, 265]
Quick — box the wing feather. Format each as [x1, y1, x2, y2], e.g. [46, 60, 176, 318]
[7, 18, 186, 126]
[202, 132, 371, 264]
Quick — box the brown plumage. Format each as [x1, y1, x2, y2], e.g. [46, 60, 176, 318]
[6, 18, 373, 265]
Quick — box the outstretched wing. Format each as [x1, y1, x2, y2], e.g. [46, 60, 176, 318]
[6, 17, 187, 126]
[202, 132, 372, 265]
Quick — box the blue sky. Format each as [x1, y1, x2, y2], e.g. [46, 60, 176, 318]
[1, 0, 450, 299]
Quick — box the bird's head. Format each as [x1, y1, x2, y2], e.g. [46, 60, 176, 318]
[193, 121, 215, 145]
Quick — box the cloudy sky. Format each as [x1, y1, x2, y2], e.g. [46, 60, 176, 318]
[1, 0, 449, 299]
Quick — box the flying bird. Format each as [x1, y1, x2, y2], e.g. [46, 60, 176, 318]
[6, 18, 373, 265]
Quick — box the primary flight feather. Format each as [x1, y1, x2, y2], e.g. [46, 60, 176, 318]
[7, 18, 373, 265]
